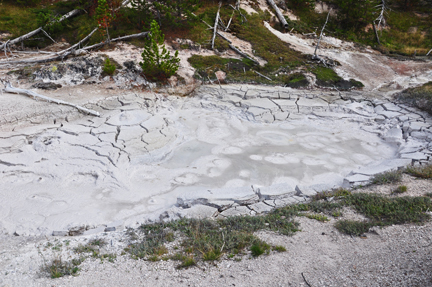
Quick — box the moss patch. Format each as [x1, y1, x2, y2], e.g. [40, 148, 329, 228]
[285, 73, 309, 88]
[312, 66, 363, 90]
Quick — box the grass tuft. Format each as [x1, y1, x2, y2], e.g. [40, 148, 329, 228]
[371, 170, 403, 185]
[250, 241, 271, 257]
[392, 185, 408, 194]
[272, 245, 287, 252]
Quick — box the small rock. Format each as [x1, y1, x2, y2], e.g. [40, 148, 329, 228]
[215, 70, 226, 83]
[13, 231, 19, 236]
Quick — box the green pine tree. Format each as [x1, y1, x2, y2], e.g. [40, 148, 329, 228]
[139, 20, 180, 80]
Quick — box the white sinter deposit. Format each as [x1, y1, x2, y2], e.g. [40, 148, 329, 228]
[0, 84, 431, 236]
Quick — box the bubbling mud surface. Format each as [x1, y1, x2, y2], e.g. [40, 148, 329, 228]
[0, 84, 431, 236]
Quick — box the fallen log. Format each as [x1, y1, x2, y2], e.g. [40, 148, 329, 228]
[266, 0, 289, 29]
[0, 31, 149, 66]
[56, 28, 98, 55]
[0, 10, 81, 51]
[3, 81, 100, 117]
[228, 44, 260, 65]
[75, 31, 149, 52]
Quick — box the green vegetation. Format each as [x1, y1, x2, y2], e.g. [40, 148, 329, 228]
[250, 241, 271, 257]
[312, 66, 364, 90]
[122, 185, 431, 269]
[140, 20, 180, 80]
[102, 58, 116, 75]
[334, 220, 372, 236]
[285, 73, 309, 88]
[42, 257, 80, 278]
[397, 82, 432, 115]
[371, 170, 403, 185]
[305, 213, 330, 222]
[392, 185, 408, 194]
[272, 245, 287, 252]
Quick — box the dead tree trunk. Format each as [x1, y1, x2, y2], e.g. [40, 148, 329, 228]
[313, 9, 331, 58]
[212, 2, 222, 50]
[372, 23, 380, 45]
[266, 0, 289, 29]
[3, 81, 100, 117]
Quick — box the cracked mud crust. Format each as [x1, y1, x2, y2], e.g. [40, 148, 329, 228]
[0, 82, 432, 236]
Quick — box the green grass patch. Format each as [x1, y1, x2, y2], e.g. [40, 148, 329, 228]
[371, 170, 403, 185]
[272, 245, 287, 252]
[305, 213, 330, 222]
[346, 193, 431, 225]
[334, 220, 372, 236]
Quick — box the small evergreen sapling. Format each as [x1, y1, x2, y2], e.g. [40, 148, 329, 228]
[139, 20, 180, 80]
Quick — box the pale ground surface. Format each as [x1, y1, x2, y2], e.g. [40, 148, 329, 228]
[0, 175, 431, 287]
[0, 1, 432, 286]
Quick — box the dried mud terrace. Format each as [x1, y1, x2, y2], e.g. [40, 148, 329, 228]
[0, 83, 431, 236]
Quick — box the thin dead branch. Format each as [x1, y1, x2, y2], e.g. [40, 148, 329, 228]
[40, 29, 56, 44]
[192, 13, 232, 44]
[301, 272, 313, 287]
[427, 49, 432, 56]
[253, 70, 272, 81]
[375, 0, 388, 30]
[3, 81, 100, 117]
[225, 10, 235, 31]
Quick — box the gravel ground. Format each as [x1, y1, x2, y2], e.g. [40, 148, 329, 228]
[1, 174, 432, 287]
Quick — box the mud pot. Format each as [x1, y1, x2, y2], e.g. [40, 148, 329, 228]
[0, 83, 431, 236]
